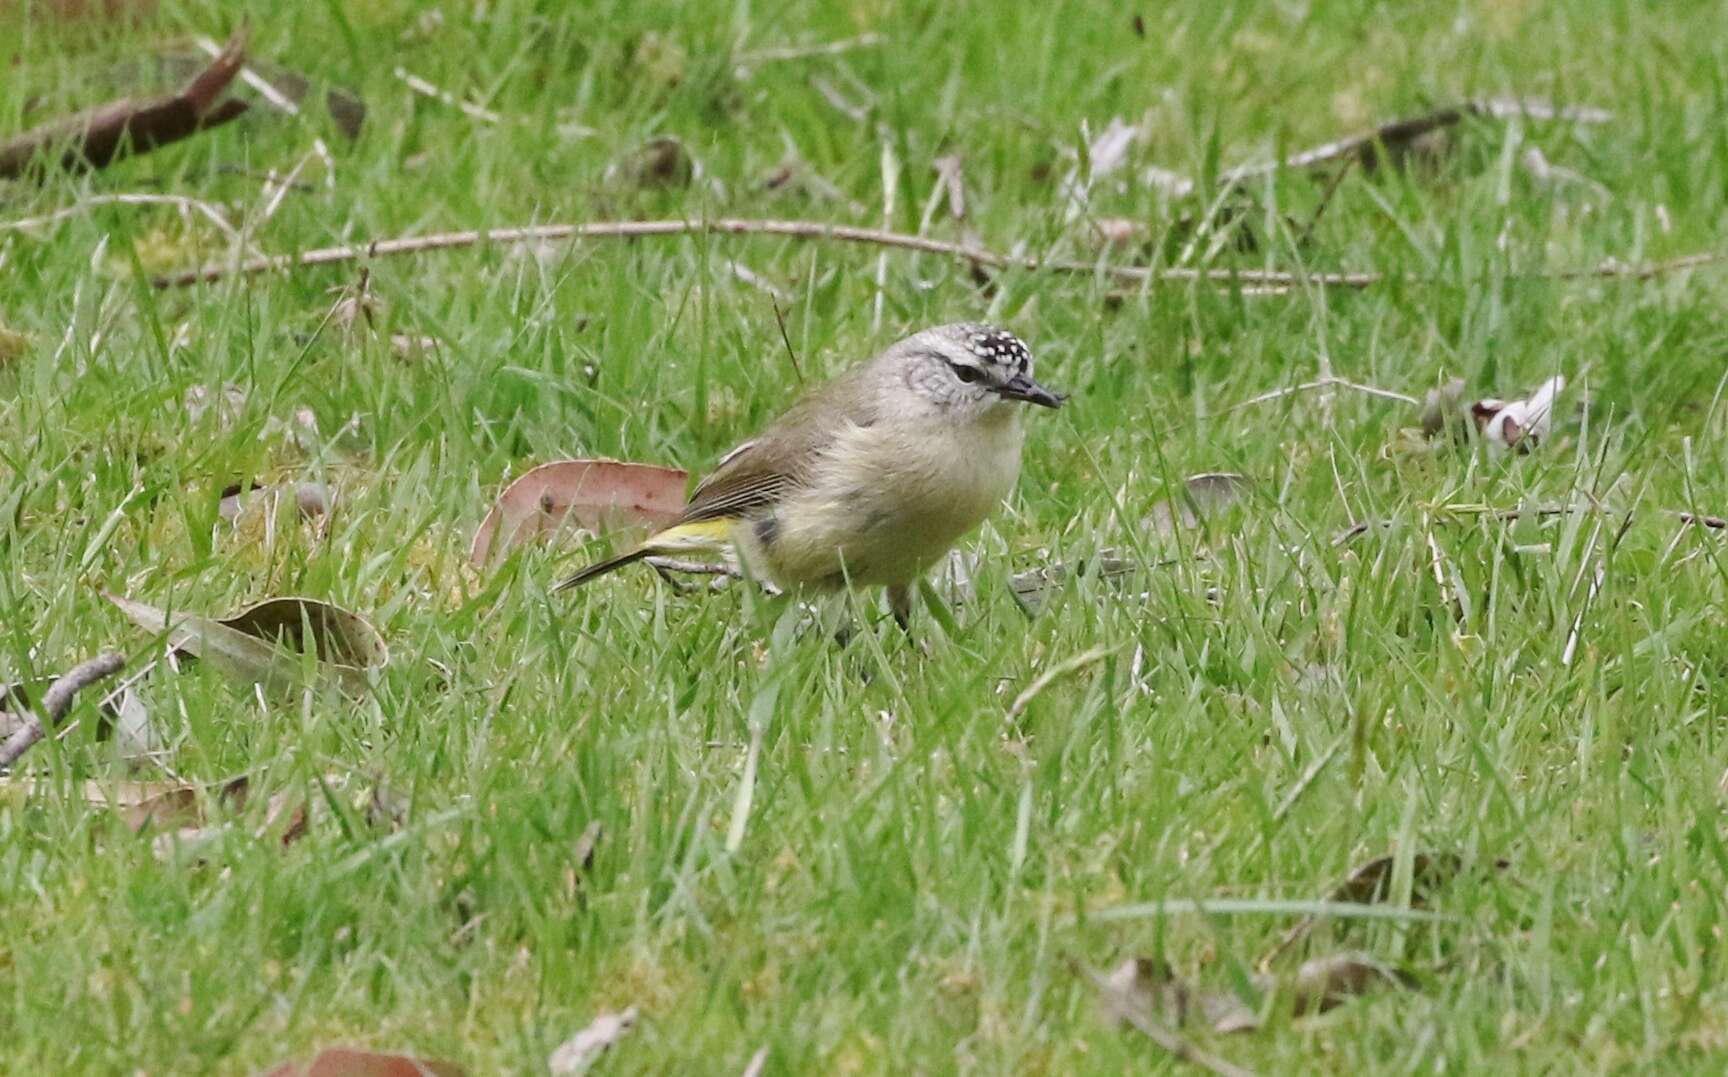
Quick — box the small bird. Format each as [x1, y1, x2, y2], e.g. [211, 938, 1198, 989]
[556, 322, 1064, 627]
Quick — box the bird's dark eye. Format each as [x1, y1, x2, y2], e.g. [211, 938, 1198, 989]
[950, 362, 983, 385]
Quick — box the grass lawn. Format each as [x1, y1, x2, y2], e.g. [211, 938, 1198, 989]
[5, 0, 1728, 1072]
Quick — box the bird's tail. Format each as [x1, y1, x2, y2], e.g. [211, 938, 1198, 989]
[554, 518, 736, 593]
[553, 546, 654, 591]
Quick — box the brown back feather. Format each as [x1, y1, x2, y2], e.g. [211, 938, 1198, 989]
[678, 365, 879, 524]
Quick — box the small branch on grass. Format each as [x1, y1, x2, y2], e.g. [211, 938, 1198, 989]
[1219, 97, 1614, 185]
[1677, 511, 1728, 530]
[0, 653, 126, 770]
[151, 216, 1726, 292]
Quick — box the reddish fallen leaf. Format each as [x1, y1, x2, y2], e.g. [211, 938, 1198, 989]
[258, 1046, 465, 1077]
[0, 26, 250, 179]
[39, 0, 158, 21]
[470, 459, 688, 567]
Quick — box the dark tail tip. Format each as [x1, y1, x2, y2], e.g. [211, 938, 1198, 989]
[553, 547, 651, 593]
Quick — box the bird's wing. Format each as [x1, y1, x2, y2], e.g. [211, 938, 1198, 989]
[677, 372, 876, 525]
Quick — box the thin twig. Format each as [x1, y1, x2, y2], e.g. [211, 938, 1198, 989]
[255, 151, 314, 229]
[771, 300, 803, 383]
[735, 33, 883, 65]
[1677, 511, 1728, 530]
[149, 216, 1728, 292]
[0, 653, 126, 770]
[1296, 157, 1356, 245]
[739, 1046, 769, 1077]
[393, 67, 503, 124]
[810, 77, 868, 123]
[1221, 376, 1421, 413]
[1079, 964, 1261, 1077]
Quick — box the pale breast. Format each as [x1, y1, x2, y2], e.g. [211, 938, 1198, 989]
[750, 412, 1025, 588]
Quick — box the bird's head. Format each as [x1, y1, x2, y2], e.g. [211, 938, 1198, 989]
[892, 322, 1065, 419]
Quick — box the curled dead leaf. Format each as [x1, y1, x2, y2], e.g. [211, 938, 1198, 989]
[104, 593, 387, 696]
[610, 135, 695, 188]
[1289, 952, 1417, 1015]
[470, 459, 688, 567]
[1147, 473, 1252, 536]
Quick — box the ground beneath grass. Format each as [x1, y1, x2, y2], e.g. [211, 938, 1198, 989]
[5, 1, 1728, 1073]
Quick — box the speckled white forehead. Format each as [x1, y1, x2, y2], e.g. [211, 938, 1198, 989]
[964, 327, 1031, 372]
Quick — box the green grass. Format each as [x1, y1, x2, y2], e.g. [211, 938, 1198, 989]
[5, 0, 1728, 1072]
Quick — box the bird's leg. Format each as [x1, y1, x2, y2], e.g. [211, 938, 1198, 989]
[887, 584, 915, 634]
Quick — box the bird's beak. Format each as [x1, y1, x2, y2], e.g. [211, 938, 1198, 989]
[993, 372, 1066, 409]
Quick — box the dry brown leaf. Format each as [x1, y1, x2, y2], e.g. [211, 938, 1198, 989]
[105, 593, 387, 696]
[0, 325, 31, 366]
[610, 135, 695, 188]
[1288, 952, 1417, 1015]
[185, 382, 249, 426]
[0, 775, 249, 832]
[1098, 958, 1261, 1035]
[1094, 951, 1418, 1039]
[469, 459, 688, 567]
[1009, 551, 1140, 617]
[1327, 851, 1465, 905]
[0, 26, 249, 179]
[257, 1046, 465, 1077]
[1147, 473, 1252, 535]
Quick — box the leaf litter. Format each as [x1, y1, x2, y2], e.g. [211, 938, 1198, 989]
[470, 459, 688, 567]
[105, 593, 387, 697]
